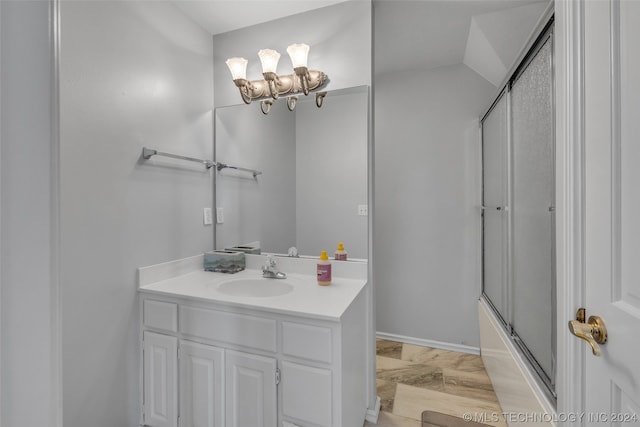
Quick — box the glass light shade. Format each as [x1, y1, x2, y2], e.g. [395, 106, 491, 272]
[287, 43, 310, 68]
[225, 57, 248, 80]
[258, 49, 281, 74]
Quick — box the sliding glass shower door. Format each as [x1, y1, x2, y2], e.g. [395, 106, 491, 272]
[482, 92, 508, 322]
[481, 25, 555, 396]
[511, 36, 555, 389]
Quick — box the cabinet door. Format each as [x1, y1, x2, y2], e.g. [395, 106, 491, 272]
[281, 361, 332, 427]
[143, 331, 178, 427]
[225, 350, 277, 427]
[179, 341, 224, 427]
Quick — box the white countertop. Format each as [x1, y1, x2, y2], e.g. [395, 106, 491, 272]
[138, 254, 368, 321]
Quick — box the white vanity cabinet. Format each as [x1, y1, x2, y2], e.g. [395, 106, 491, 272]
[139, 287, 368, 427]
[141, 298, 278, 427]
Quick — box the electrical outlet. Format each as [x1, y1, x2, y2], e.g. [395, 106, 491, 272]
[203, 208, 213, 225]
[357, 204, 368, 216]
[216, 207, 224, 224]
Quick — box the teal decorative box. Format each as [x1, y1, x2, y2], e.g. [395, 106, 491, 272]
[204, 250, 245, 273]
[224, 245, 261, 255]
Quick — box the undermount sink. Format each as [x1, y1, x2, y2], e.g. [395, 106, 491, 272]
[216, 277, 294, 297]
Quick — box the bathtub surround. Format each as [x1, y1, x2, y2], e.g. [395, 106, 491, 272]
[478, 299, 555, 427]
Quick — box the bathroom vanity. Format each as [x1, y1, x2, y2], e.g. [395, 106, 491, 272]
[138, 254, 370, 427]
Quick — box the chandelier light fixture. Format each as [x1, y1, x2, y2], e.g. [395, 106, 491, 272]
[225, 43, 329, 115]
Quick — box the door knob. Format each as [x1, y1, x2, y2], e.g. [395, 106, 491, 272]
[568, 309, 607, 356]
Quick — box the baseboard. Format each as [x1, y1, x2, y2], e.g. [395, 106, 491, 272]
[365, 395, 381, 423]
[376, 332, 480, 355]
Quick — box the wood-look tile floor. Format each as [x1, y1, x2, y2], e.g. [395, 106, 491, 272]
[364, 339, 506, 427]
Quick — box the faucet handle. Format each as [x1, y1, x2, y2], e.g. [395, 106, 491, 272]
[263, 255, 275, 270]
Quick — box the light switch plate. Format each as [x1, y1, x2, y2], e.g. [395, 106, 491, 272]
[203, 208, 213, 225]
[216, 207, 224, 224]
[358, 204, 368, 216]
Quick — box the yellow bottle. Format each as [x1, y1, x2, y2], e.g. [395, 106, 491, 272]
[334, 242, 347, 261]
[317, 250, 332, 286]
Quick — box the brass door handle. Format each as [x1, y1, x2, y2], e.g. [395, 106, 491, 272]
[568, 311, 607, 356]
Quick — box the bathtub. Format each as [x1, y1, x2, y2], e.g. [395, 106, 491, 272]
[478, 298, 557, 427]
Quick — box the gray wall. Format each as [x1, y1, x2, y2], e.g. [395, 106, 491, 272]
[59, 2, 213, 426]
[1, 1, 58, 425]
[215, 89, 369, 258]
[374, 64, 495, 348]
[296, 89, 368, 259]
[215, 101, 297, 253]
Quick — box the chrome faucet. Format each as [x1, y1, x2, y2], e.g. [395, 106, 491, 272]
[262, 255, 287, 279]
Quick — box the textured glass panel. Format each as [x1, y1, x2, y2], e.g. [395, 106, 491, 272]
[482, 94, 508, 320]
[511, 38, 554, 381]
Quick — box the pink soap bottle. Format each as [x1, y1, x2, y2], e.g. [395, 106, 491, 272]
[317, 250, 332, 286]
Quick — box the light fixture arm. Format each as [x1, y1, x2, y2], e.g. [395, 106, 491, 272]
[294, 67, 311, 96]
[262, 72, 280, 99]
[260, 100, 273, 115]
[286, 96, 298, 111]
[233, 79, 253, 104]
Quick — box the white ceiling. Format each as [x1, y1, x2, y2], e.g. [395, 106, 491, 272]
[171, 0, 350, 35]
[170, 0, 550, 86]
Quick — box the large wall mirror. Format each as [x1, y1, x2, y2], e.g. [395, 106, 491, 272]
[215, 85, 369, 259]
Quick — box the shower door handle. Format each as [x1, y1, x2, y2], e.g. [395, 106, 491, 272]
[481, 205, 504, 211]
[568, 308, 608, 356]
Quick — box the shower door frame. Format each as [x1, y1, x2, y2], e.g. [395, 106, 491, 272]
[480, 20, 557, 400]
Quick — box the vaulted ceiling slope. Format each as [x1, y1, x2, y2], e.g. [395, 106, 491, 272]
[463, 2, 549, 86]
[374, 0, 549, 86]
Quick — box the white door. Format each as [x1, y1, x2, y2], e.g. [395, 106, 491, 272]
[180, 340, 225, 427]
[225, 349, 277, 427]
[143, 331, 178, 427]
[581, 0, 640, 421]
